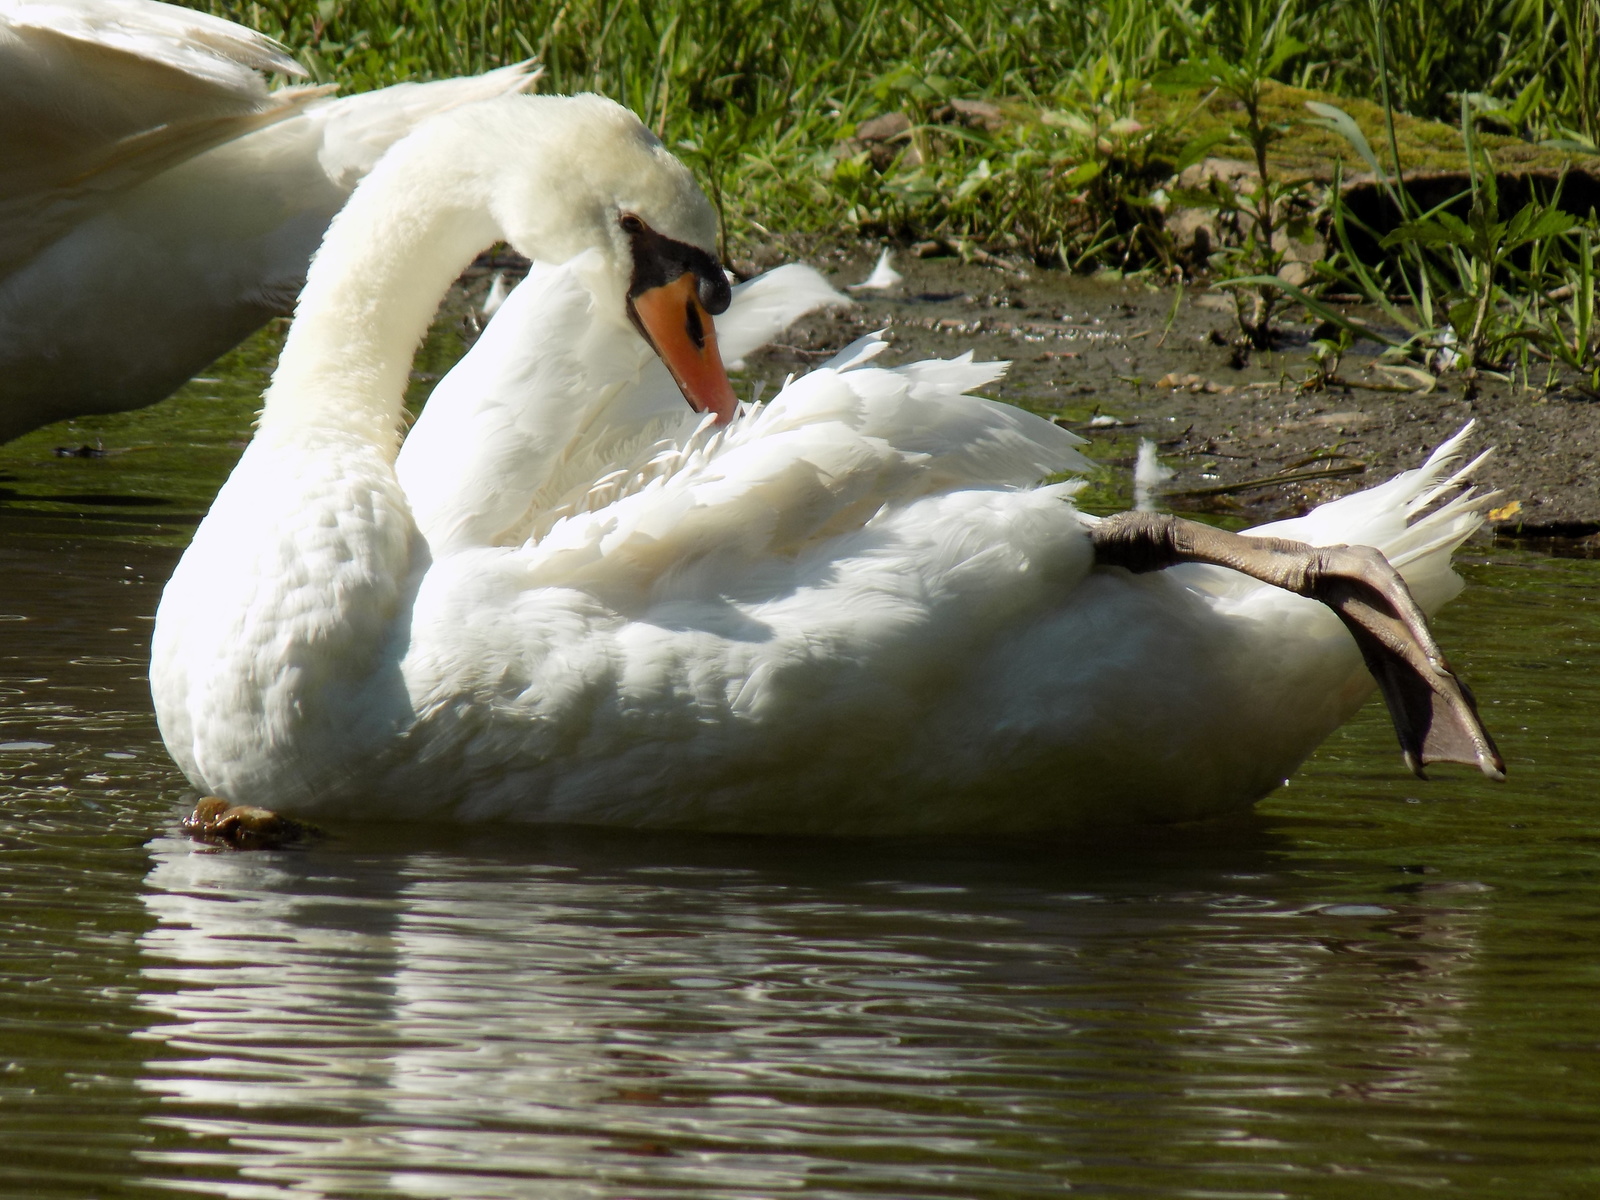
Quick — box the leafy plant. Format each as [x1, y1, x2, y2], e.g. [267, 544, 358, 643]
[934, 57, 1188, 269]
[1380, 155, 1574, 371]
[1300, 325, 1354, 390]
[1158, 0, 1316, 347]
[803, 45, 1197, 270]
[1536, 225, 1600, 392]
[1300, 93, 1585, 388]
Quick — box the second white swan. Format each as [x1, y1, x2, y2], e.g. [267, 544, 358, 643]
[0, 0, 535, 439]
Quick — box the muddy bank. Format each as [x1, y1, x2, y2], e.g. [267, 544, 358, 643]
[739, 246, 1597, 547]
[17, 246, 1578, 548]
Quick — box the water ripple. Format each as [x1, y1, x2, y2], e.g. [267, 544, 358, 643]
[0, 532, 1597, 1197]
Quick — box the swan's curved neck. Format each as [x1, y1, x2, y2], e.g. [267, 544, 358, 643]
[257, 137, 503, 454]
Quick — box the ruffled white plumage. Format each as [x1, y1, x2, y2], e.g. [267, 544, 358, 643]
[385, 261, 1490, 831]
[399, 253, 1088, 561]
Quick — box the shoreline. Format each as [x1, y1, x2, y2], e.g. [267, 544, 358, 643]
[745, 246, 1598, 552]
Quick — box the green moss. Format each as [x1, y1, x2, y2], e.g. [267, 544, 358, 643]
[1137, 82, 1590, 181]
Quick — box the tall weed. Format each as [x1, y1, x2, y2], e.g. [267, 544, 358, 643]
[1307, 94, 1595, 390]
[1160, 0, 1318, 345]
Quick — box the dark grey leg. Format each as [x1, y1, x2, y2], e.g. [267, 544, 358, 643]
[1091, 511, 1505, 780]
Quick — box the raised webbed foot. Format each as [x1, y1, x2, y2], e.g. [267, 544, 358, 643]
[1291, 541, 1504, 780]
[182, 795, 318, 851]
[1090, 511, 1505, 781]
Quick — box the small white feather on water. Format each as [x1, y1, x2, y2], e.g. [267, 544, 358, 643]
[1133, 439, 1174, 511]
[481, 270, 511, 318]
[847, 248, 903, 292]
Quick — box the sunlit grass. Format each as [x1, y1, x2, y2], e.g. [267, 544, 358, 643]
[193, 0, 1600, 263]
[184, 0, 1600, 384]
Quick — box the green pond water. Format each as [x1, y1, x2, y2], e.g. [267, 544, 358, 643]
[0, 308, 1597, 1199]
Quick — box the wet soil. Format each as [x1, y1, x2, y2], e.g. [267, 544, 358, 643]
[740, 245, 1598, 550]
[6, 246, 1588, 554]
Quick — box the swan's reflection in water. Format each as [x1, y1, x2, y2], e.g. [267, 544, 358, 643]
[136, 825, 1485, 1198]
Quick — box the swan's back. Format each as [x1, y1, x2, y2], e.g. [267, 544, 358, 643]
[501, 338, 1090, 598]
[396, 307, 1489, 830]
[0, 0, 312, 272]
[398, 255, 1089, 560]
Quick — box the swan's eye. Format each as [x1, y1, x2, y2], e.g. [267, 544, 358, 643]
[619, 214, 645, 234]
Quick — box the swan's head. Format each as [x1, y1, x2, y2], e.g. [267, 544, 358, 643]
[479, 94, 737, 421]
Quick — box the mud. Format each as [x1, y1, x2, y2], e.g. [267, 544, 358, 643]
[732, 245, 1597, 550]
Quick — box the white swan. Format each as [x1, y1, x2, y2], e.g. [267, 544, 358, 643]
[0, 0, 535, 440]
[151, 94, 1501, 839]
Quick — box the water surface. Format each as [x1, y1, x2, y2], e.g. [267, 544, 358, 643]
[1, 308, 1597, 1199]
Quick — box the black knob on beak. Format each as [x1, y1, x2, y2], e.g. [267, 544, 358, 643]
[698, 270, 731, 316]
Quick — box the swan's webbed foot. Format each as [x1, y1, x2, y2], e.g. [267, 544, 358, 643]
[1090, 511, 1506, 781]
[182, 795, 318, 851]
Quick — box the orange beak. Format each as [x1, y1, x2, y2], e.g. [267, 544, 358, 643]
[628, 272, 738, 424]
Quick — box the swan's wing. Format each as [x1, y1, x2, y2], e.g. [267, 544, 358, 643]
[399, 255, 851, 554]
[400, 250, 1087, 575]
[720, 263, 851, 367]
[0, 0, 299, 88]
[0, 8, 532, 279]
[0, 89, 329, 274]
[0, 56, 537, 434]
[0, 0, 302, 188]
[508, 348, 1090, 601]
[0, 0, 313, 272]
[132, 64, 541, 304]
[301, 63, 539, 190]
[0, 0, 299, 142]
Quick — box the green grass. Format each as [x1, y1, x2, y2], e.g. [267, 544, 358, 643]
[187, 0, 1600, 386]
[199, 0, 1189, 261]
[193, 0, 1600, 264]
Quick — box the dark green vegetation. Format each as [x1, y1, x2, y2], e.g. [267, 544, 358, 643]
[193, 0, 1598, 249]
[195, 0, 1600, 388]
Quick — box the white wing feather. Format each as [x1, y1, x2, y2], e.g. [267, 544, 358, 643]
[0, 0, 311, 270]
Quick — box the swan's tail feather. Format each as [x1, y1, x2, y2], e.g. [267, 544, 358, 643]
[1406, 433, 1490, 517]
[719, 265, 853, 367]
[1247, 423, 1493, 614]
